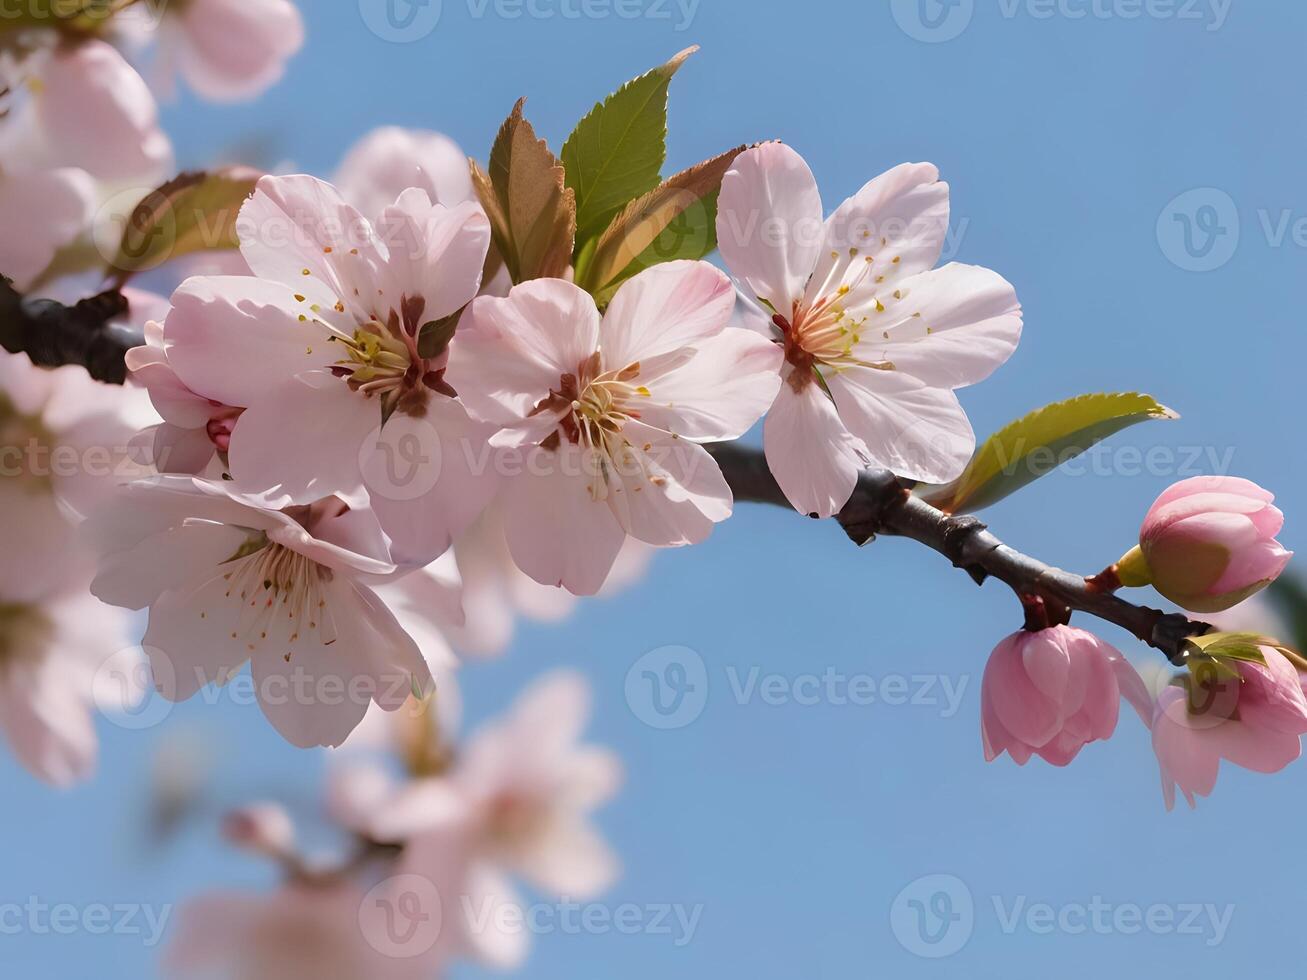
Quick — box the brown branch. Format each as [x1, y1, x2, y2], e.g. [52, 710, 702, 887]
[709, 443, 1210, 664]
[1, 278, 143, 384]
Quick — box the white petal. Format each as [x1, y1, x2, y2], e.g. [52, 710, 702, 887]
[852, 263, 1022, 388]
[805, 162, 948, 309]
[716, 142, 823, 312]
[827, 368, 975, 485]
[634, 328, 783, 441]
[376, 193, 490, 321]
[762, 373, 865, 517]
[600, 260, 736, 367]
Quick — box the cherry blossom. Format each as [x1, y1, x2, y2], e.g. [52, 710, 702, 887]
[365, 671, 621, 969]
[447, 260, 782, 595]
[715, 142, 1022, 517]
[1124, 475, 1292, 613]
[0, 167, 94, 292]
[0, 588, 142, 787]
[126, 318, 241, 476]
[0, 38, 172, 186]
[89, 477, 434, 748]
[335, 126, 476, 221]
[142, 0, 305, 104]
[981, 626, 1149, 767]
[159, 174, 497, 558]
[1150, 645, 1307, 810]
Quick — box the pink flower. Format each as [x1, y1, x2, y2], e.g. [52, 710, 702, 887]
[126, 318, 241, 475]
[447, 261, 782, 595]
[0, 167, 93, 291]
[1152, 645, 1307, 809]
[981, 625, 1147, 766]
[165, 883, 436, 980]
[335, 126, 476, 221]
[369, 671, 621, 969]
[0, 39, 172, 184]
[715, 142, 1022, 517]
[1129, 476, 1292, 613]
[0, 589, 140, 787]
[89, 477, 434, 748]
[148, 0, 304, 103]
[160, 173, 497, 558]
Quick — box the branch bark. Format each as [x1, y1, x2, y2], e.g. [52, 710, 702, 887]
[0, 278, 142, 384]
[708, 443, 1210, 663]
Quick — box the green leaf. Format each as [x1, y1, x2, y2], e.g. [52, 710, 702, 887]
[919, 392, 1179, 514]
[580, 145, 745, 303]
[561, 46, 697, 248]
[109, 168, 261, 285]
[417, 314, 459, 360]
[479, 99, 575, 283]
[1182, 631, 1272, 665]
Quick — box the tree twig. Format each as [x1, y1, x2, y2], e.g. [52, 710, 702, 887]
[0, 278, 142, 384]
[708, 443, 1210, 664]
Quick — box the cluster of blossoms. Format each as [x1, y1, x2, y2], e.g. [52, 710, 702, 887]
[982, 475, 1298, 809]
[166, 672, 620, 976]
[0, 9, 1304, 976]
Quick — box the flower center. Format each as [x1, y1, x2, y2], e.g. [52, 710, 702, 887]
[484, 791, 549, 851]
[772, 253, 898, 391]
[214, 532, 336, 663]
[327, 293, 455, 420]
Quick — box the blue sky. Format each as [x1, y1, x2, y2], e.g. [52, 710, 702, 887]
[4, 2, 1306, 977]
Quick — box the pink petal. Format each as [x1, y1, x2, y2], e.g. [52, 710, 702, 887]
[375, 192, 490, 321]
[335, 127, 475, 220]
[763, 371, 864, 518]
[0, 168, 93, 290]
[168, 0, 304, 103]
[164, 275, 335, 408]
[227, 372, 379, 507]
[499, 449, 626, 596]
[805, 161, 948, 310]
[600, 260, 737, 367]
[716, 142, 824, 312]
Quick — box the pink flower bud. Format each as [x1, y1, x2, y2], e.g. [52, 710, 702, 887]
[1130, 476, 1292, 613]
[982, 625, 1142, 766]
[1152, 645, 1307, 809]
